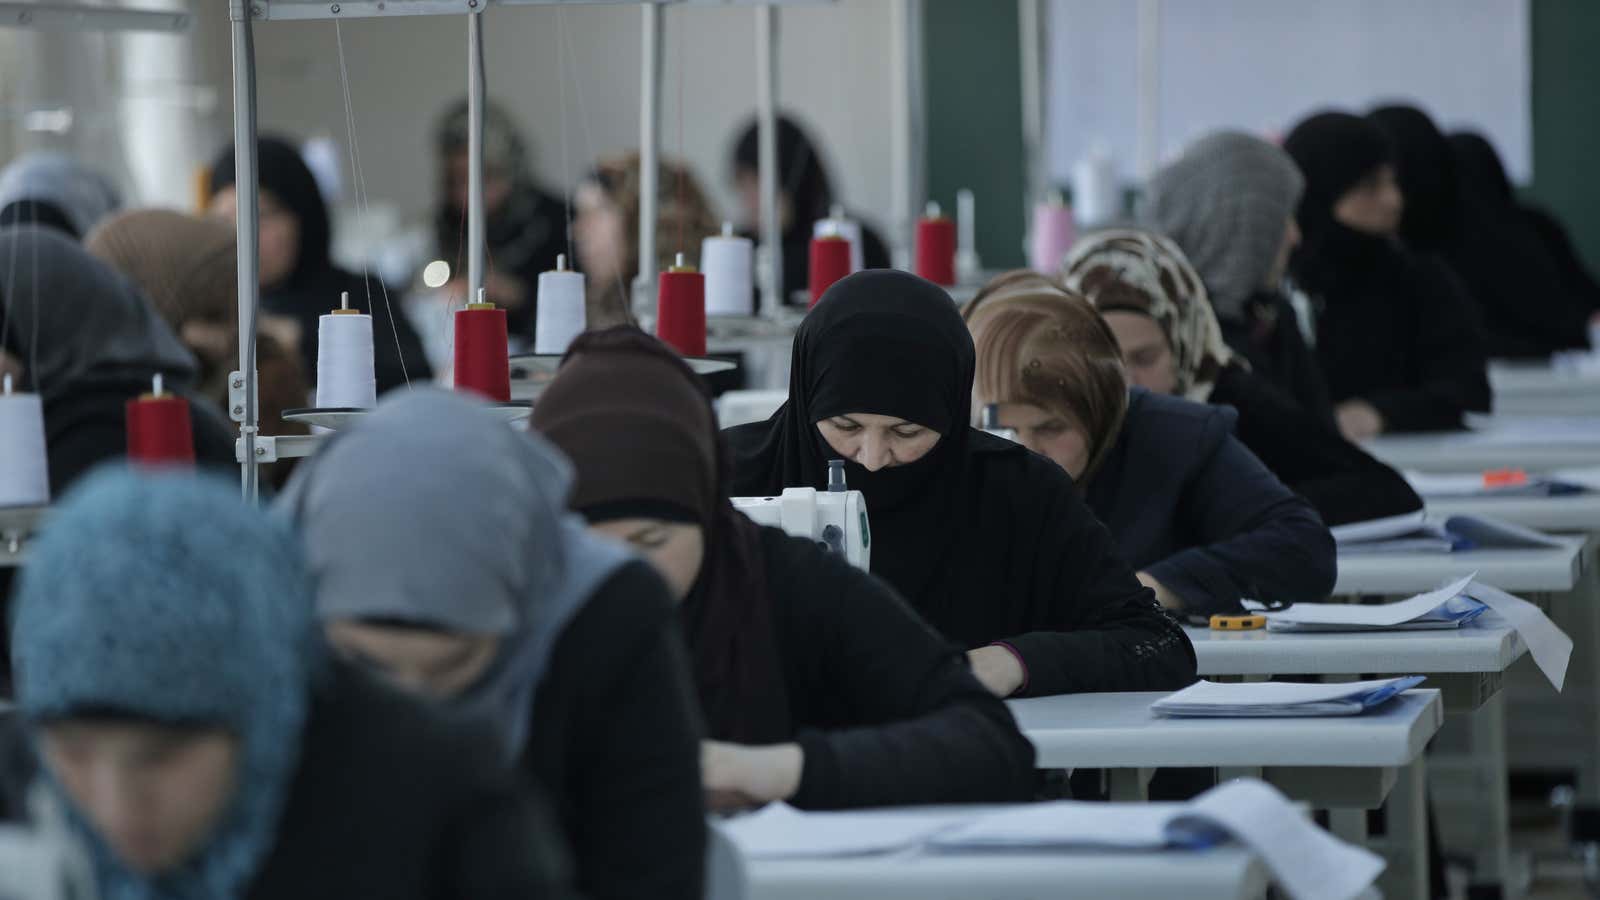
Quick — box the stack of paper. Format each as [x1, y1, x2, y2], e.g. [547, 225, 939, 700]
[1331, 511, 1565, 555]
[1405, 471, 1588, 498]
[1149, 676, 1425, 718]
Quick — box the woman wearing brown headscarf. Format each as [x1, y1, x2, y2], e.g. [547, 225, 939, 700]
[533, 327, 1035, 811]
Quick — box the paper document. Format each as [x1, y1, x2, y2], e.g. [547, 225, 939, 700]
[1265, 575, 1476, 628]
[1464, 581, 1572, 691]
[1331, 509, 1428, 544]
[1150, 677, 1426, 717]
[717, 803, 970, 859]
[1332, 512, 1564, 554]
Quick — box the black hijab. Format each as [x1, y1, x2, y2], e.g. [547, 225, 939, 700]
[732, 114, 833, 242]
[210, 136, 332, 295]
[1283, 111, 1403, 286]
[1367, 105, 1459, 252]
[532, 327, 789, 745]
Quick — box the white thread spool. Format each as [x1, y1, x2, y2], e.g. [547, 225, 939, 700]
[702, 222, 754, 317]
[315, 292, 377, 409]
[813, 204, 864, 274]
[956, 188, 981, 283]
[0, 374, 50, 508]
[535, 254, 587, 355]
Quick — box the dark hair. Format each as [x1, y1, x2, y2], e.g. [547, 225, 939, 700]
[731, 114, 834, 237]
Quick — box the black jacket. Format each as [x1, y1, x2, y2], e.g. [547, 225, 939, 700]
[525, 561, 706, 900]
[1211, 365, 1424, 528]
[1220, 292, 1335, 427]
[1085, 389, 1336, 616]
[756, 526, 1036, 808]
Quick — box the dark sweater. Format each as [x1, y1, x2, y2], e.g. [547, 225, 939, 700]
[1211, 365, 1424, 528]
[754, 526, 1036, 808]
[1220, 292, 1335, 427]
[525, 561, 706, 900]
[1085, 389, 1336, 616]
[0, 663, 579, 900]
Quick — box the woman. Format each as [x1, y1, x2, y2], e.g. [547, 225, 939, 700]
[0, 468, 576, 898]
[1061, 228, 1422, 528]
[730, 114, 891, 307]
[1285, 111, 1492, 437]
[964, 271, 1335, 617]
[86, 208, 310, 489]
[279, 388, 705, 900]
[1141, 130, 1332, 424]
[0, 224, 235, 494]
[533, 327, 1035, 809]
[724, 269, 1195, 698]
[208, 136, 431, 394]
[434, 98, 567, 343]
[0, 151, 120, 240]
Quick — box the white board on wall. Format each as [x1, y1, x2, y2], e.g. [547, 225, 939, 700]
[1046, 0, 1531, 189]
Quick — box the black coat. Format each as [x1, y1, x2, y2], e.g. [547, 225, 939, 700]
[524, 561, 706, 900]
[1220, 292, 1335, 427]
[1085, 389, 1336, 617]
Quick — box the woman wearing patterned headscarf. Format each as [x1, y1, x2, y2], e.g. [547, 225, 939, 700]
[1062, 228, 1421, 528]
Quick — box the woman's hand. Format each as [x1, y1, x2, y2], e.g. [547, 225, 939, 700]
[701, 741, 804, 812]
[1336, 399, 1385, 442]
[1135, 571, 1183, 610]
[966, 645, 1026, 697]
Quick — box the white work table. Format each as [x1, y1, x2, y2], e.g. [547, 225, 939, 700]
[1185, 622, 1527, 679]
[746, 843, 1269, 900]
[1490, 361, 1600, 415]
[1334, 534, 1587, 595]
[1365, 428, 1600, 474]
[1423, 492, 1600, 533]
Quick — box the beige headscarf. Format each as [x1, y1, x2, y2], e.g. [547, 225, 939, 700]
[1060, 228, 1239, 402]
[87, 209, 238, 336]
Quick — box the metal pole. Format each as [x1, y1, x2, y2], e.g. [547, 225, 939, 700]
[228, 0, 259, 501]
[1135, 0, 1161, 180]
[888, 0, 924, 270]
[755, 4, 780, 316]
[635, 2, 662, 319]
[467, 10, 486, 301]
[1017, 0, 1045, 231]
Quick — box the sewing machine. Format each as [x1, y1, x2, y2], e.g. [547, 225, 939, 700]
[731, 461, 871, 570]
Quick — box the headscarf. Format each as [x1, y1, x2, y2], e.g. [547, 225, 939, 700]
[11, 468, 316, 900]
[0, 152, 121, 240]
[1367, 105, 1459, 251]
[962, 271, 1129, 483]
[1448, 132, 1515, 210]
[1060, 228, 1237, 402]
[86, 209, 239, 339]
[582, 153, 720, 302]
[277, 387, 634, 759]
[0, 224, 197, 403]
[532, 327, 788, 745]
[208, 137, 331, 293]
[1283, 111, 1397, 252]
[1140, 131, 1304, 318]
[731, 114, 834, 240]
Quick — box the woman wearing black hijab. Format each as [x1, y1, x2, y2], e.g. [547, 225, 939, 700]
[724, 270, 1195, 698]
[208, 136, 431, 393]
[1284, 111, 1491, 439]
[534, 327, 1036, 810]
[731, 115, 891, 307]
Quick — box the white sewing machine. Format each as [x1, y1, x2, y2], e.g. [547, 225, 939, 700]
[731, 462, 871, 570]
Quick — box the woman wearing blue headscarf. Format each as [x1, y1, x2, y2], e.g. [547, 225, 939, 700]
[279, 387, 706, 900]
[0, 468, 576, 899]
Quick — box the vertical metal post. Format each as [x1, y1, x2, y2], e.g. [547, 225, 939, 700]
[1017, 0, 1045, 233]
[229, 0, 259, 501]
[755, 4, 781, 316]
[467, 10, 487, 301]
[635, 2, 662, 318]
[1135, 0, 1161, 180]
[889, 0, 925, 270]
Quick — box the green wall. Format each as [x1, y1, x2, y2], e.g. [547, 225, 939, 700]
[925, 0, 1600, 274]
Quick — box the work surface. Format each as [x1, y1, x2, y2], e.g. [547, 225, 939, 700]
[1183, 622, 1527, 676]
[1366, 426, 1600, 473]
[1334, 534, 1586, 594]
[1008, 689, 1441, 770]
[1422, 492, 1600, 532]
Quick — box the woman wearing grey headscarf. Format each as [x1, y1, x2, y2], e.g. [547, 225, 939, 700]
[0, 151, 121, 240]
[1142, 131, 1334, 424]
[278, 387, 705, 900]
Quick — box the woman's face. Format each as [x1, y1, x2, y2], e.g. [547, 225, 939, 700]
[815, 413, 942, 471]
[734, 169, 793, 232]
[574, 181, 626, 287]
[209, 186, 300, 290]
[986, 402, 1091, 480]
[589, 518, 705, 602]
[40, 721, 239, 875]
[1100, 311, 1178, 395]
[444, 150, 513, 220]
[1334, 164, 1405, 237]
[323, 621, 500, 700]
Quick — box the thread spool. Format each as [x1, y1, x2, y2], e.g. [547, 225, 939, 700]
[535, 254, 586, 355]
[656, 253, 707, 358]
[813, 204, 864, 273]
[1072, 150, 1120, 228]
[914, 201, 956, 286]
[809, 233, 852, 308]
[0, 374, 50, 507]
[956, 189, 981, 283]
[1029, 194, 1077, 274]
[702, 223, 754, 317]
[454, 289, 511, 402]
[125, 373, 195, 467]
[315, 291, 377, 409]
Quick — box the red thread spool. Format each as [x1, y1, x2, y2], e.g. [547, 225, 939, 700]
[914, 203, 957, 286]
[454, 300, 511, 402]
[809, 234, 853, 308]
[657, 256, 707, 358]
[125, 377, 194, 466]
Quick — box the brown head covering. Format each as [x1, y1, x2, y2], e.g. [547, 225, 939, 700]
[86, 209, 237, 337]
[531, 326, 790, 745]
[962, 271, 1129, 483]
[1059, 228, 1238, 403]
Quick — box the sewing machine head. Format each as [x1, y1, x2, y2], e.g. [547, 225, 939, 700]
[731, 461, 871, 570]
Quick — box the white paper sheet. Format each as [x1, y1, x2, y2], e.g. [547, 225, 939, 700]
[1264, 575, 1476, 627]
[1465, 582, 1572, 690]
[717, 803, 970, 859]
[1330, 509, 1429, 544]
[928, 801, 1188, 850]
[1150, 678, 1423, 717]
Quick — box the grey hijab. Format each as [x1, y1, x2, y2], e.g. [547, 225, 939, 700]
[0, 224, 197, 402]
[0, 152, 121, 239]
[1140, 131, 1304, 318]
[277, 387, 634, 758]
